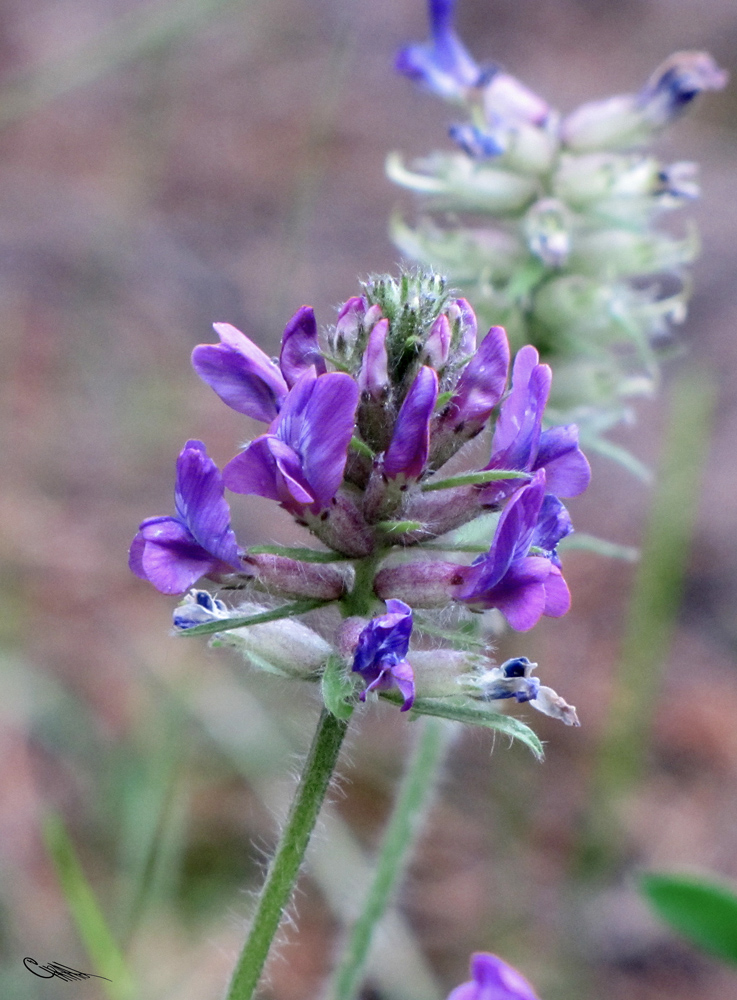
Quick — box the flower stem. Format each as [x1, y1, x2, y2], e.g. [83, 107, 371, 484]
[225, 707, 349, 1000]
[324, 716, 452, 1000]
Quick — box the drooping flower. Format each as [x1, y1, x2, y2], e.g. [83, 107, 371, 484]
[129, 440, 243, 595]
[352, 599, 415, 711]
[453, 470, 571, 630]
[446, 952, 540, 1000]
[223, 369, 359, 516]
[395, 0, 482, 101]
[470, 656, 580, 726]
[384, 366, 438, 480]
[191, 305, 327, 422]
[482, 346, 590, 501]
[192, 322, 288, 422]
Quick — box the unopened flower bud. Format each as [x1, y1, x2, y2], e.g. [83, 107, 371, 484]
[244, 553, 349, 601]
[212, 601, 333, 678]
[408, 649, 485, 699]
[358, 318, 390, 399]
[481, 71, 550, 128]
[423, 313, 452, 369]
[374, 560, 462, 608]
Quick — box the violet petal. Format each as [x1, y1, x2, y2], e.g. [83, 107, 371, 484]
[279, 306, 326, 387]
[384, 367, 438, 480]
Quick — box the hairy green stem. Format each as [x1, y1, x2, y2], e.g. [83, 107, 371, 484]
[324, 716, 452, 1000]
[225, 707, 349, 1000]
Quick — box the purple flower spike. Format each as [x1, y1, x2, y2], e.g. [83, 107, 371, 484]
[443, 325, 510, 436]
[129, 440, 242, 595]
[224, 371, 359, 515]
[454, 471, 571, 631]
[358, 318, 389, 398]
[384, 366, 438, 480]
[483, 345, 590, 500]
[396, 0, 483, 101]
[352, 599, 415, 711]
[192, 322, 288, 423]
[279, 306, 327, 388]
[447, 952, 540, 1000]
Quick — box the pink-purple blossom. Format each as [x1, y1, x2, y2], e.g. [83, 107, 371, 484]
[483, 345, 590, 502]
[129, 440, 242, 595]
[352, 600, 415, 711]
[453, 470, 571, 631]
[223, 369, 359, 516]
[446, 952, 540, 1000]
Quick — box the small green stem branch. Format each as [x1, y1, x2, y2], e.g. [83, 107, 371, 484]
[324, 716, 452, 1000]
[225, 707, 349, 1000]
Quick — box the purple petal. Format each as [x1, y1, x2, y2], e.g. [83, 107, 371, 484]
[174, 440, 241, 568]
[223, 436, 282, 501]
[384, 367, 438, 480]
[483, 557, 551, 631]
[297, 372, 360, 508]
[358, 318, 389, 398]
[192, 323, 288, 421]
[138, 517, 223, 595]
[452, 952, 540, 1000]
[543, 566, 571, 617]
[447, 325, 510, 432]
[128, 532, 147, 580]
[535, 425, 591, 497]
[533, 494, 573, 555]
[455, 297, 478, 356]
[279, 306, 326, 388]
[269, 437, 316, 507]
[491, 346, 549, 457]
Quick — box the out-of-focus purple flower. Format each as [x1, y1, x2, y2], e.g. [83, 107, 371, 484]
[384, 366, 438, 480]
[454, 471, 571, 631]
[223, 370, 359, 516]
[449, 122, 506, 159]
[483, 345, 590, 500]
[637, 51, 728, 127]
[440, 325, 510, 438]
[279, 306, 327, 387]
[448, 297, 477, 356]
[358, 318, 389, 398]
[129, 440, 242, 595]
[396, 0, 483, 101]
[192, 322, 288, 422]
[446, 952, 540, 1000]
[352, 599, 415, 711]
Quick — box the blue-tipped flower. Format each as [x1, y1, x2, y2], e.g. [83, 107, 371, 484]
[396, 0, 483, 101]
[352, 599, 415, 711]
[446, 952, 540, 1000]
[384, 366, 438, 480]
[483, 346, 590, 501]
[454, 470, 571, 631]
[129, 440, 243, 595]
[173, 589, 230, 630]
[224, 370, 359, 516]
[638, 51, 728, 128]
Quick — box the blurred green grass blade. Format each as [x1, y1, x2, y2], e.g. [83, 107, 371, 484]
[596, 370, 715, 792]
[0, 0, 251, 129]
[43, 814, 135, 1000]
[641, 873, 737, 965]
[558, 533, 639, 562]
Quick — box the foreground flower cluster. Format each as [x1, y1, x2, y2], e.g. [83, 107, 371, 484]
[391, 0, 726, 454]
[131, 271, 588, 736]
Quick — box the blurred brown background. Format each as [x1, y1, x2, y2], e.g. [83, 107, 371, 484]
[2, 1, 737, 998]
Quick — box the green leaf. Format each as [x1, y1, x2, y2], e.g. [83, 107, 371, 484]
[321, 656, 356, 720]
[350, 436, 375, 459]
[248, 544, 352, 563]
[43, 814, 136, 1000]
[640, 873, 737, 965]
[382, 694, 544, 760]
[422, 469, 530, 492]
[177, 598, 330, 638]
